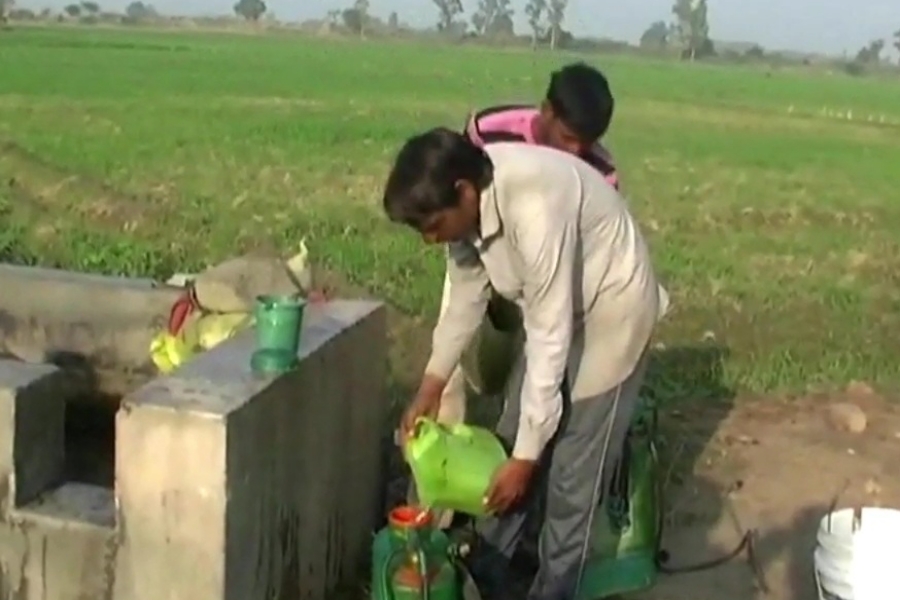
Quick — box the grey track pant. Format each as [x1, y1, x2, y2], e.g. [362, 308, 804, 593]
[468, 349, 649, 600]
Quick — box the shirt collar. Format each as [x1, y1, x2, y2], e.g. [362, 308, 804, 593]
[477, 183, 502, 242]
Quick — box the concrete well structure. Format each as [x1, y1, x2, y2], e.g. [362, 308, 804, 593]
[0, 264, 388, 600]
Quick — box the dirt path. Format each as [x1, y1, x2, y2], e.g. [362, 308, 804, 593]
[640, 389, 900, 600]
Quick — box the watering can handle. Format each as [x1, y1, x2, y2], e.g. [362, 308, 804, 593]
[412, 417, 473, 439]
[407, 418, 476, 464]
[405, 418, 445, 462]
[411, 417, 435, 440]
[425, 418, 476, 441]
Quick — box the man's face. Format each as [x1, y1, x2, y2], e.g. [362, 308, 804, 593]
[538, 103, 594, 157]
[415, 180, 480, 245]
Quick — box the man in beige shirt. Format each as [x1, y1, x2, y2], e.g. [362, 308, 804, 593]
[383, 128, 661, 600]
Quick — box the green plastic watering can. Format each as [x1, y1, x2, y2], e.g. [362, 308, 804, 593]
[404, 418, 508, 517]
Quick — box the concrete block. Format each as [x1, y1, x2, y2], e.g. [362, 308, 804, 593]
[0, 264, 183, 382]
[0, 506, 117, 600]
[114, 300, 387, 600]
[0, 360, 77, 509]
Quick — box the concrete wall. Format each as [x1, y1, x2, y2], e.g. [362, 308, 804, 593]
[115, 300, 387, 600]
[0, 264, 183, 395]
[0, 265, 388, 600]
[0, 360, 117, 600]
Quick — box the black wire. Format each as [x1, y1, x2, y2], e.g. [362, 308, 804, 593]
[649, 428, 770, 594]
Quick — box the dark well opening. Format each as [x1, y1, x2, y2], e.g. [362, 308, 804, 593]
[47, 352, 152, 492]
[64, 393, 119, 489]
[9, 357, 148, 527]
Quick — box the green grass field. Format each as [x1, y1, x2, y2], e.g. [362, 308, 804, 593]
[2, 25, 900, 400]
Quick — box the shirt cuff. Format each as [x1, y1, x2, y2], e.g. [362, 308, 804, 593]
[512, 418, 553, 461]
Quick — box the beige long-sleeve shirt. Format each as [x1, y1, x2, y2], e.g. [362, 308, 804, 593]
[424, 143, 661, 461]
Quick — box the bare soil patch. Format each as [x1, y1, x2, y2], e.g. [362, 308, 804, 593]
[643, 390, 900, 600]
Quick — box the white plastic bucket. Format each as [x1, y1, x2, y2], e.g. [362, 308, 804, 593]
[814, 507, 900, 600]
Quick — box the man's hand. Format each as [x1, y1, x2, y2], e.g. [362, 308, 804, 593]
[306, 288, 329, 305]
[484, 458, 537, 514]
[399, 374, 447, 441]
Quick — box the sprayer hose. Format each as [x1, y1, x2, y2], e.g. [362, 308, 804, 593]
[650, 440, 768, 592]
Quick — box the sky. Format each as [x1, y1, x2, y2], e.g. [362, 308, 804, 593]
[32, 0, 900, 57]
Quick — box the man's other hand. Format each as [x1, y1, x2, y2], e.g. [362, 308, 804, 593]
[485, 458, 537, 514]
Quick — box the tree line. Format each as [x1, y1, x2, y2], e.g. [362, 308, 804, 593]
[0, 0, 159, 23]
[233, 0, 900, 67]
[232, 0, 716, 55]
[3, 0, 900, 69]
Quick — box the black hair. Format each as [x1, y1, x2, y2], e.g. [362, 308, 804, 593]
[382, 127, 493, 229]
[545, 62, 614, 142]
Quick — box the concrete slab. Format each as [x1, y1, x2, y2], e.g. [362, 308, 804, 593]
[0, 264, 183, 392]
[114, 299, 388, 600]
[0, 506, 117, 600]
[18, 482, 116, 529]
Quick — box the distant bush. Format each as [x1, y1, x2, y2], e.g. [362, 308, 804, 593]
[842, 61, 866, 77]
[9, 8, 37, 20]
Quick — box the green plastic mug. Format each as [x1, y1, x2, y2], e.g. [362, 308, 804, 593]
[252, 295, 304, 373]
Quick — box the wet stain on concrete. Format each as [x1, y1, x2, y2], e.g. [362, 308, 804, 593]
[274, 510, 301, 600]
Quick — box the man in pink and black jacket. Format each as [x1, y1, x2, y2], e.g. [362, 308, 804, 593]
[464, 62, 619, 190]
[434, 63, 631, 431]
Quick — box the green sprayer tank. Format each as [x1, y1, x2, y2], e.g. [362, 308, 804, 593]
[576, 398, 661, 599]
[371, 506, 461, 600]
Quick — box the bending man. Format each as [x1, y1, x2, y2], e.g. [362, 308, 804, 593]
[384, 128, 662, 600]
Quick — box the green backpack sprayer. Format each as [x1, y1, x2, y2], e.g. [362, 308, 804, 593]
[577, 397, 764, 598]
[575, 397, 661, 599]
[577, 397, 765, 598]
